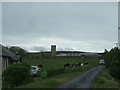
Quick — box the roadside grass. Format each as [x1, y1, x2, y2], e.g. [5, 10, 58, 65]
[16, 58, 99, 88]
[93, 68, 120, 88]
[16, 72, 80, 88]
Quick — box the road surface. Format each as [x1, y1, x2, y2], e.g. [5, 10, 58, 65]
[58, 65, 104, 89]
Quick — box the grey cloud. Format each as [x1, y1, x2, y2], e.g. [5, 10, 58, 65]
[30, 46, 50, 52]
[29, 46, 74, 52]
[64, 48, 74, 51]
[2, 2, 118, 52]
[57, 47, 74, 51]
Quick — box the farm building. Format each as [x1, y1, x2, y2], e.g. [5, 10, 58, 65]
[55, 52, 101, 58]
[0, 44, 21, 71]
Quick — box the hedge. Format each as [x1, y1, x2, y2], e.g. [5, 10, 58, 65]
[104, 47, 120, 79]
[2, 63, 33, 88]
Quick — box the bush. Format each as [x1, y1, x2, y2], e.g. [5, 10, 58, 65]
[2, 63, 33, 88]
[109, 61, 120, 79]
[104, 47, 120, 79]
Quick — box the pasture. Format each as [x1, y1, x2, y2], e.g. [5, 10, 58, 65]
[23, 57, 99, 71]
[15, 57, 100, 88]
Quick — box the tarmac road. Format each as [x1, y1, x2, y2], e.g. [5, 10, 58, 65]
[58, 65, 104, 89]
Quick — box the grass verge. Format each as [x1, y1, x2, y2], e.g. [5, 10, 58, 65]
[16, 72, 80, 88]
[92, 68, 120, 88]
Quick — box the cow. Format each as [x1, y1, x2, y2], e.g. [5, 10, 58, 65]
[70, 63, 75, 69]
[74, 63, 79, 67]
[83, 62, 88, 65]
[78, 63, 81, 66]
[64, 63, 70, 69]
[81, 63, 84, 66]
[38, 64, 43, 68]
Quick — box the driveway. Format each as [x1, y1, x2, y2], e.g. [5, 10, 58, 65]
[58, 65, 104, 89]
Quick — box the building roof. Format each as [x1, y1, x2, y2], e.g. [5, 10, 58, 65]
[0, 44, 19, 61]
[55, 52, 101, 57]
[56, 53, 67, 56]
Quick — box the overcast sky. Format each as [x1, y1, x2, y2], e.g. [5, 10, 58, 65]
[2, 2, 118, 52]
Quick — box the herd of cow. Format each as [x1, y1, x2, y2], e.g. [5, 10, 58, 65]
[37, 62, 88, 70]
[64, 62, 88, 69]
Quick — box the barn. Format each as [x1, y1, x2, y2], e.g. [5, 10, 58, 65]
[0, 44, 21, 71]
[55, 52, 101, 58]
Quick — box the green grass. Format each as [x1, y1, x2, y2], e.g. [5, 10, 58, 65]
[16, 72, 80, 88]
[15, 57, 99, 88]
[23, 57, 99, 71]
[16, 65, 98, 88]
[93, 68, 120, 88]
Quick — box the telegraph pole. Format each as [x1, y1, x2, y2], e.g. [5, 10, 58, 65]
[115, 43, 120, 48]
[118, 27, 120, 49]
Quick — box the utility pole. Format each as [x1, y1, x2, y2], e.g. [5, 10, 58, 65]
[117, 27, 120, 49]
[115, 43, 120, 48]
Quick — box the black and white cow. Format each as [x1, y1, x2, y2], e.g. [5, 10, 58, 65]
[64, 63, 70, 69]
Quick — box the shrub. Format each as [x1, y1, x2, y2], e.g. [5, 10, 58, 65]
[2, 63, 33, 88]
[109, 61, 120, 79]
[104, 47, 120, 79]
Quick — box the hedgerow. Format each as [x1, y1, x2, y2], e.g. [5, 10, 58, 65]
[2, 63, 33, 88]
[104, 47, 120, 79]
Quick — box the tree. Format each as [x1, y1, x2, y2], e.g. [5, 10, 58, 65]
[9, 46, 28, 57]
[104, 49, 108, 54]
[104, 47, 120, 79]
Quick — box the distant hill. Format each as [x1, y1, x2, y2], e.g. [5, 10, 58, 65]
[26, 51, 104, 59]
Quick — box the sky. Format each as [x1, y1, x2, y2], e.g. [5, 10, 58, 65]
[2, 2, 118, 52]
[0, 2, 2, 45]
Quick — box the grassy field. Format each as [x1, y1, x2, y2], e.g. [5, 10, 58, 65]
[23, 57, 99, 71]
[15, 57, 99, 88]
[92, 68, 120, 88]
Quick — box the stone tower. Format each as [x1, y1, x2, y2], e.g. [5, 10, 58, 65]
[51, 45, 56, 57]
